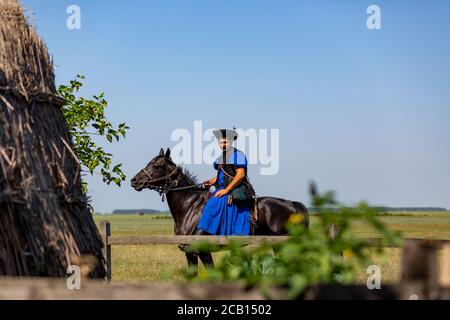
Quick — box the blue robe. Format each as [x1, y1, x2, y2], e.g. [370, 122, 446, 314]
[197, 149, 251, 235]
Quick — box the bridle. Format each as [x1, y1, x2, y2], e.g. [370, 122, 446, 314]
[141, 161, 207, 202]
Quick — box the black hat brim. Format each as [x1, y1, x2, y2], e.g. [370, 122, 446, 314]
[213, 129, 238, 141]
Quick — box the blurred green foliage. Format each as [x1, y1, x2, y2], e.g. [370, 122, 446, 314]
[184, 183, 402, 299]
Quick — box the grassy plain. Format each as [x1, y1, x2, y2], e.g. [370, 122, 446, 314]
[93, 212, 450, 284]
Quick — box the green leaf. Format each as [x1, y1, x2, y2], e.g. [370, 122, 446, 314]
[58, 74, 130, 199]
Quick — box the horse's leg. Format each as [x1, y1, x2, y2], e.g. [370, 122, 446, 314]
[192, 228, 214, 268]
[199, 252, 214, 268]
[185, 252, 198, 274]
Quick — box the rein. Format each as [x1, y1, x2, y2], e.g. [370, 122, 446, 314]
[141, 164, 208, 202]
[141, 166, 178, 184]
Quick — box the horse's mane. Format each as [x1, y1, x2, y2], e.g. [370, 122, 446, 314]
[181, 167, 199, 185]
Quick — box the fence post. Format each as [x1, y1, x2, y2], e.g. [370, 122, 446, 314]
[100, 221, 112, 283]
[329, 224, 339, 240]
[401, 239, 439, 299]
[441, 243, 450, 287]
[329, 224, 344, 259]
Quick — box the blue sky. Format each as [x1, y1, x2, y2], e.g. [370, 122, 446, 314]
[22, 0, 450, 212]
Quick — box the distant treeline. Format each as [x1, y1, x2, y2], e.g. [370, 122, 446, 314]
[112, 209, 161, 214]
[307, 207, 448, 213]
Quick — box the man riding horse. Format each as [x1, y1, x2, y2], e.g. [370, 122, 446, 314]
[131, 127, 308, 271]
[195, 128, 256, 236]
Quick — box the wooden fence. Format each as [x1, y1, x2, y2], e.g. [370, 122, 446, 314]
[0, 221, 448, 300]
[99, 221, 296, 282]
[98, 221, 450, 299]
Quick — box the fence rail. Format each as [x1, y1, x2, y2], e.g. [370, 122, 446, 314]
[1, 277, 448, 300]
[99, 221, 450, 289]
[108, 235, 291, 246]
[107, 235, 450, 247]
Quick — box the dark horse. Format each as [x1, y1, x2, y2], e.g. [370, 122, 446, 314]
[131, 148, 309, 270]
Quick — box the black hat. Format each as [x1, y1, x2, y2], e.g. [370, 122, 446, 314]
[213, 128, 238, 141]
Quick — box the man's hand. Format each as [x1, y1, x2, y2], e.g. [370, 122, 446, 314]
[203, 177, 217, 189]
[215, 189, 229, 198]
[203, 180, 213, 188]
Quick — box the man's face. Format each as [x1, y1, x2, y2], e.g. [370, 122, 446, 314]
[218, 138, 232, 151]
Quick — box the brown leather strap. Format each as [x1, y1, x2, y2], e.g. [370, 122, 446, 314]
[218, 164, 252, 188]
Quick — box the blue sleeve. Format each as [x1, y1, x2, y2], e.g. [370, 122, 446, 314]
[231, 150, 248, 168]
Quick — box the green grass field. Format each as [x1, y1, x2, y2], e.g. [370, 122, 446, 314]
[93, 212, 450, 284]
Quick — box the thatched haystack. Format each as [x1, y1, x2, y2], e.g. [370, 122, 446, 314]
[0, 0, 105, 278]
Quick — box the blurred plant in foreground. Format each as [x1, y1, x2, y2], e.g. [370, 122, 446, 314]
[184, 183, 402, 299]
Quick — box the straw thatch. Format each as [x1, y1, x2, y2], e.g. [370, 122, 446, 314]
[0, 0, 105, 278]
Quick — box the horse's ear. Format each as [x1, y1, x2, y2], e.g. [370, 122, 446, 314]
[165, 148, 171, 158]
[159, 148, 164, 156]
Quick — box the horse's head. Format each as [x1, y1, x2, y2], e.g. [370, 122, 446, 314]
[130, 148, 179, 192]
